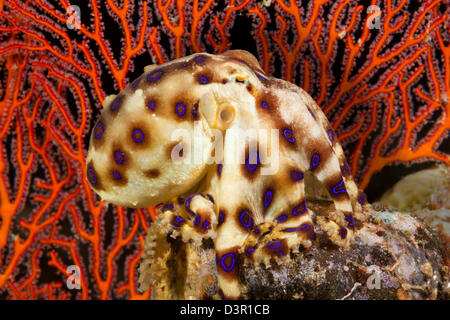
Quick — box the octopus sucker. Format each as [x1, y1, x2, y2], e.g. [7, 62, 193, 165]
[86, 50, 368, 299]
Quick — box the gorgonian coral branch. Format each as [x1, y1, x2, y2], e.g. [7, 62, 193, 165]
[0, 0, 448, 299]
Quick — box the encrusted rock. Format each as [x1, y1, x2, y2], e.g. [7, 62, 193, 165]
[139, 199, 449, 300]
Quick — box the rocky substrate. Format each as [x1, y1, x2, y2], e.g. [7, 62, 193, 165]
[139, 200, 449, 300]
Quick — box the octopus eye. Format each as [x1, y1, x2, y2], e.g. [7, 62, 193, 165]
[219, 106, 234, 124]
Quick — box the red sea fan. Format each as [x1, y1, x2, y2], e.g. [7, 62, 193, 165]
[0, 0, 448, 299]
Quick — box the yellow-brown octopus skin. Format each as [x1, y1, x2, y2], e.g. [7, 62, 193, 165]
[85, 50, 365, 299]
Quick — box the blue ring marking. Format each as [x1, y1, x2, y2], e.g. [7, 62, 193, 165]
[148, 101, 156, 110]
[328, 130, 334, 143]
[309, 109, 316, 119]
[283, 129, 295, 143]
[258, 75, 266, 81]
[183, 63, 187, 67]
[277, 215, 287, 223]
[175, 103, 186, 116]
[246, 247, 254, 257]
[332, 180, 347, 194]
[132, 79, 140, 87]
[114, 151, 124, 164]
[291, 170, 303, 181]
[345, 216, 354, 226]
[162, 204, 174, 211]
[113, 171, 120, 180]
[111, 97, 120, 110]
[268, 240, 281, 249]
[133, 129, 144, 142]
[282, 224, 310, 232]
[345, 163, 350, 174]
[264, 190, 273, 207]
[200, 76, 208, 84]
[184, 192, 201, 216]
[147, 70, 162, 81]
[87, 168, 96, 184]
[203, 221, 209, 230]
[218, 212, 224, 225]
[240, 211, 252, 228]
[359, 197, 364, 205]
[311, 154, 320, 168]
[293, 202, 307, 216]
[175, 216, 184, 223]
[220, 253, 235, 271]
[195, 56, 205, 62]
[94, 122, 104, 138]
[340, 227, 348, 239]
[218, 163, 223, 175]
[194, 215, 200, 225]
[261, 101, 269, 108]
[246, 152, 259, 171]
